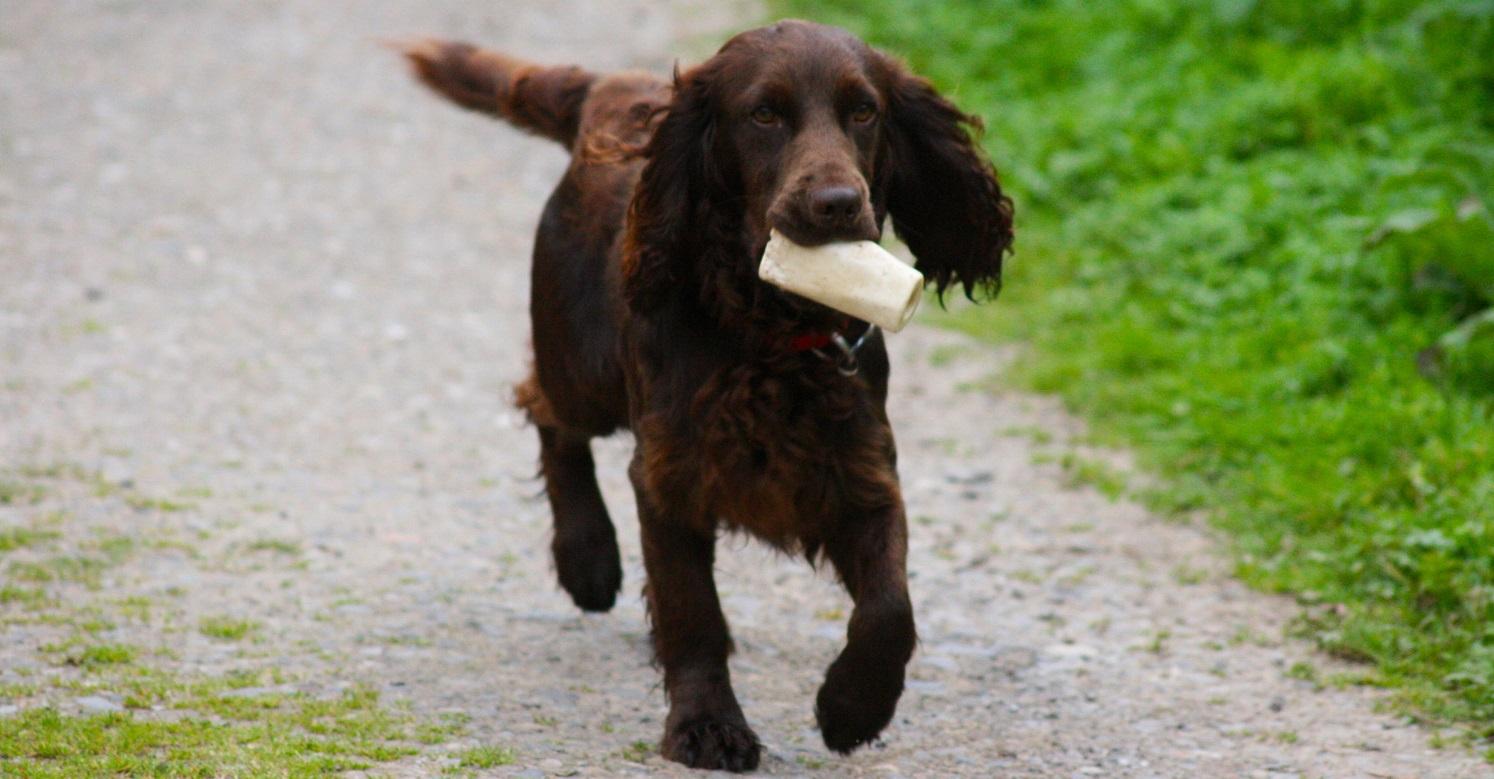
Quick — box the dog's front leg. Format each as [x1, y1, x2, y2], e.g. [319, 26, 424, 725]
[629, 456, 761, 772]
[816, 496, 917, 753]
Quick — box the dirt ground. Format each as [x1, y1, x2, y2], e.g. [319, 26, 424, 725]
[1, 1, 1486, 776]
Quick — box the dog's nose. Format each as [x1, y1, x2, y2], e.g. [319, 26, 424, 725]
[808, 186, 864, 226]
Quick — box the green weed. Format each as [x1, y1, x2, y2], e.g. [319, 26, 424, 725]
[8, 556, 111, 587]
[621, 739, 653, 762]
[123, 495, 192, 513]
[0, 586, 53, 609]
[1172, 565, 1209, 586]
[198, 616, 260, 641]
[1058, 453, 1127, 500]
[452, 745, 516, 770]
[42, 642, 138, 669]
[0, 527, 61, 552]
[244, 538, 302, 555]
[75, 644, 136, 668]
[0, 480, 47, 506]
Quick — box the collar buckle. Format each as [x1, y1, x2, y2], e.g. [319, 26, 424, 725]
[812, 324, 879, 377]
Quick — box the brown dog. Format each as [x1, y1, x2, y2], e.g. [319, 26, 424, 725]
[402, 20, 1013, 771]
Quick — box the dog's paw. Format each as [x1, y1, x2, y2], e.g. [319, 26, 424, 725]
[814, 656, 903, 754]
[552, 531, 622, 612]
[661, 715, 762, 772]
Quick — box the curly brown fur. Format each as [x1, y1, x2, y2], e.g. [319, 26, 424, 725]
[401, 19, 1013, 771]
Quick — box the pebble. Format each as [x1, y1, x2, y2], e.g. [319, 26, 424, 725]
[75, 695, 123, 713]
[919, 654, 959, 671]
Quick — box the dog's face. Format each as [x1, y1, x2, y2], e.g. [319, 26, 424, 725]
[710, 22, 887, 247]
[624, 19, 1014, 314]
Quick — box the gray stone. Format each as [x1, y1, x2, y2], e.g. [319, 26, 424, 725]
[75, 696, 123, 713]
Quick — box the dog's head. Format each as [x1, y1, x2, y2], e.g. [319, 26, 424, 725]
[623, 19, 1014, 314]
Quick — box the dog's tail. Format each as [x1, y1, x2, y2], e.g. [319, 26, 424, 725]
[398, 39, 596, 148]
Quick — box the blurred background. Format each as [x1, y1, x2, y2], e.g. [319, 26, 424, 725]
[780, 0, 1493, 741]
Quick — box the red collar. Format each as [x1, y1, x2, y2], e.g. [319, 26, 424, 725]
[788, 332, 835, 352]
[788, 317, 855, 353]
[786, 322, 878, 376]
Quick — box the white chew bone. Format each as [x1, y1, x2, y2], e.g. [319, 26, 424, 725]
[758, 230, 925, 333]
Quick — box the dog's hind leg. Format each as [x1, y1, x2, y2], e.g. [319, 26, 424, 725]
[517, 376, 623, 612]
[540, 426, 623, 612]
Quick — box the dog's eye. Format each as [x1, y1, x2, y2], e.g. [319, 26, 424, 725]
[750, 105, 781, 126]
[850, 103, 877, 124]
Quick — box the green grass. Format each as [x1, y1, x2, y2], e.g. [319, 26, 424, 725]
[0, 476, 485, 774]
[122, 495, 193, 513]
[778, 0, 1494, 744]
[198, 616, 261, 641]
[1, 578, 469, 775]
[73, 644, 138, 669]
[1057, 453, 1129, 500]
[0, 526, 62, 552]
[1, 585, 54, 609]
[244, 538, 302, 555]
[620, 739, 654, 762]
[451, 745, 517, 770]
[37, 638, 140, 670]
[0, 682, 427, 777]
[8, 556, 112, 588]
[0, 480, 47, 506]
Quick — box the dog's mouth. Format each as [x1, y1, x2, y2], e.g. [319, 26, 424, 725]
[766, 212, 881, 248]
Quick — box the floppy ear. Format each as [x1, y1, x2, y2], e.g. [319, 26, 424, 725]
[882, 62, 1014, 301]
[621, 65, 718, 313]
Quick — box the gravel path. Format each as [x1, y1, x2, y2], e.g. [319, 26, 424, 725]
[1, 2, 1485, 777]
